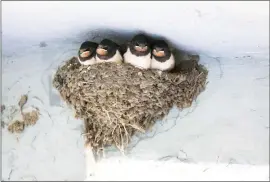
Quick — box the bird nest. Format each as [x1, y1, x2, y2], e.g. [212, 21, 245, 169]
[53, 56, 208, 156]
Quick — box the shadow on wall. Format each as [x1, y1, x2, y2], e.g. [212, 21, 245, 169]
[40, 26, 205, 108]
[72, 27, 200, 65]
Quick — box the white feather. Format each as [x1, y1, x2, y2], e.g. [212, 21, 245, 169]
[78, 56, 97, 66]
[123, 48, 151, 69]
[150, 54, 175, 71]
[96, 50, 123, 64]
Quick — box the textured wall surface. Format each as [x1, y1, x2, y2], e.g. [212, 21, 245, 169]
[2, 1, 269, 181]
[2, 1, 269, 56]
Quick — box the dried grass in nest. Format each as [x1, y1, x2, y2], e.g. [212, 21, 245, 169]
[53, 56, 208, 156]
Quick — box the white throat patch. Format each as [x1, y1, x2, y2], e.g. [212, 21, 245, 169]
[78, 56, 97, 66]
[96, 50, 123, 64]
[150, 54, 175, 71]
[123, 48, 151, 69]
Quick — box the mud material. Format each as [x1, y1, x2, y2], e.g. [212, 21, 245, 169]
[18, 95, 28, 111]
[23, 110, 40, 126]
[53, 56, 208, 156]
[8, 120, 25, 133]
[6, 95, 40, 134]
[1, 105, 6, 113]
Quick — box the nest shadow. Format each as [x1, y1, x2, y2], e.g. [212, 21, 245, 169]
[72, 27, 198, 66]
[53, 54, 208, 157]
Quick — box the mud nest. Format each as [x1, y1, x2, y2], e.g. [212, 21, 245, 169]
[53, 56, 208, 155]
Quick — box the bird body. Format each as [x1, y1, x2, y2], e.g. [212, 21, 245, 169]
[96, 39, 123, 64]
[77, 41, 98, 65]
[123, 34, 152, 69]
[96, 50, 123, 64]
[150, 40, 175, 72]
[151, 54, 175, 71]
[124, 47, 151, 69]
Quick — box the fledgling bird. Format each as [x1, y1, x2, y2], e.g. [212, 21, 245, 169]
[95, 39, 123, 64]
[150, 40, 175, 73]
[77, 41, 98, 65]
[123, 34, 152, 69]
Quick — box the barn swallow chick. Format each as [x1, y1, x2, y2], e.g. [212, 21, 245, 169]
[95, 39, 123, 64]
[77, 41, 98, 66]
[123, 34, 151, 69]
[150, 40, 175, 73]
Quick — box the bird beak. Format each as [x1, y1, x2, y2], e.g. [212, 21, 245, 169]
[135, 45, 148, 52]
[153, 49, 165, 57]
[96, 47, 108, 56]
[80, 50, 91, 58]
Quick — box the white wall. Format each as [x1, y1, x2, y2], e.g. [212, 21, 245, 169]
[2, 1, 269, 56]
[2, 1, 269, 181]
